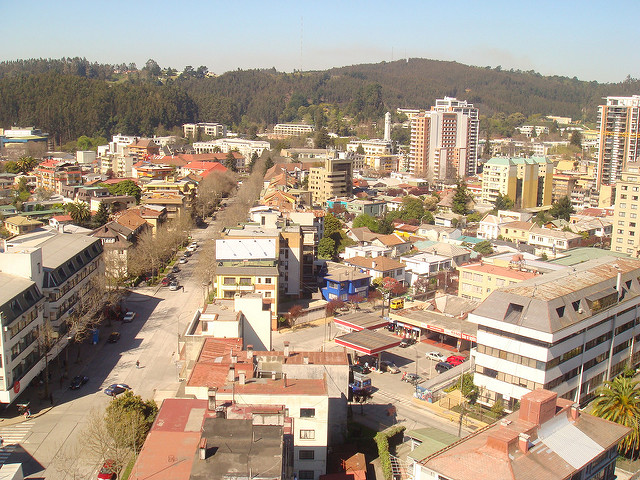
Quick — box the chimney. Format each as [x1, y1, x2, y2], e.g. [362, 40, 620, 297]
[570, 403, 580, 421]
[207, 387, 217, 411]
[519, 390, 557, 425]
[231, 353, 238, 363]
[271, 371, 277, 380]
[372, 261, 377, 270]
[199, 437, 207, 460]
[616, 271, 622, 297]
[227, 365, 235, 382]
[518, 433, 530, 454]
[247, 345, 254, 361]
[284, 342, 290, 357]
[303, 355, 309, 365]
[283, 373, 288, 387]
[239, 371, 246, 385]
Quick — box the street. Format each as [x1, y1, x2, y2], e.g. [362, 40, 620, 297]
[2, 222, 214, 479]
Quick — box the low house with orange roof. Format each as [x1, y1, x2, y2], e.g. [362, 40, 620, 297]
[48, 214, 73, 232]
[127, 138, 160, 158]
[457, 261, 539, 302]
[132, 161, 174, 180]
[181, 160, 227, 178]
[500, 221, 536, 243]
[141, 191, 186, 219]
[344, 255, 406, 284]
[412, 389, 629, 480]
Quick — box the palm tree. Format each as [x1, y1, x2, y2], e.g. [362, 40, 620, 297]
[16, 156, 38, 174]
[65, 201, 91, 224]
[591, 376, 640, 455]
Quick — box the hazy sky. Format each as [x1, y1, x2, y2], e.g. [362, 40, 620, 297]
[2, 0, 638, 83]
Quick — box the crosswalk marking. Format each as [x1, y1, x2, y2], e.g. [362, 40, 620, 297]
[375, 389, 413, 407]
[0, 421, 33, 465]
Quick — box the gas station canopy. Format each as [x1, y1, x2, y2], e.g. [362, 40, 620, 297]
[335, 329, 402, 355]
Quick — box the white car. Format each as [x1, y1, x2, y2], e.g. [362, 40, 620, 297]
[426, 351, 447, 362]
[169, 282, 180, 291]
[122, 311, 136, 323]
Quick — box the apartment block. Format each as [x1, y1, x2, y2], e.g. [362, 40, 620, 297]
[470, 257, 640, 409]
[527, 227, 582, 258]
[346, 139, 392, 156]
[480, 157, 553, 208]
[611, 167, 640, 256]
[596, 95, 640, 188]
[409, 97, 479, 180]
[183, 122, 227, 138]
[458, 262, 538, 302]
[273, 123, 315, 136]
[193, 138, 269, 160]
[34, 161, 82, 195]
[308, 157, 353, 205]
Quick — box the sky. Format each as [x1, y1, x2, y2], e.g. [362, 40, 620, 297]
[1, 0, 639, 83]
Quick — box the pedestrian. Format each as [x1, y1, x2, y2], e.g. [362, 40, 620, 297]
[49, 393, 54, 406]
[136, 360, 140, 369]
[0, 435, 3, 447]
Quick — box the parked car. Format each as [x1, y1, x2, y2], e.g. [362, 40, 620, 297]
[379, 361, 400, 374]
[187, 245, 197, 252]
[160, 277, 171, 286]
[426, 351, 447, 362]
[399, 338, 416, 348]
[107, 332, 121, 343]
[97, 459, 116, 479]
[446, 355, 466, 366]
[103, 384, 131, 396]
[183, 250, 192, 257]
[179, 257, 188, 264]
[350, 364, 370, 375]
[402, 372, 423, 385]
[122, 312, 136, 323]
[385, 323, 395, 332]
[171, 265, 180, 273]
[357, 355, 377, 368]
[169, 281, 179, 291]
[435, 361, 453, 374]
[69, 375, 89, 390]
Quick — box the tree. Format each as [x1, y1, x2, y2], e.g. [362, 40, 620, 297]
[323, 213, 342, 238]
[17, 155, 38, 173]
[570, 131, 582, 149]
[325, 298, 346, 317]
[4, 161, 20, 174]
[493, 193, 514, 211]
[264, 156, 274, 171]
[352, 214, 379, 232]
[287, 304, 304, 326]
[248, 151, 259, 171]
[356, 144, 365, 155]
[591, 376, 640, 456]
[93, 201, 110, 227]
[452, 181, 471, 215]
[224, 151, 237, 172]
[101, 180, 142, 203]
[314, 128, 331, 149]
[318, 237, 335, 259]
[473, 240, 494, 256]
[549, 196, 574, 221]
[400, 196, 425, 221]
[65, 201, 91, 224]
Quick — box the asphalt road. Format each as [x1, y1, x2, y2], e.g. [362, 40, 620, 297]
[8, 222, 214, 479]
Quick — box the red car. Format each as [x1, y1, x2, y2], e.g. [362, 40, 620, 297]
[446, 355, 466, 366]
[98, 459, 116, 479]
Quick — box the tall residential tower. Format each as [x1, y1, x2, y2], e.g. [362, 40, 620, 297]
[409, 97, 479, 181]
[596, 95, 640, 188]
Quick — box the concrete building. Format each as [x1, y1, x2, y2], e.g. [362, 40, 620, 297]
[273, 123, 314, 136]
[527, 227, 582, 258]
[34, 161, 82, 195]
[412, 389, 629, 480]
[183, 122, 227, 138]
[346, 139, 392, 156]
[343, 256, 405, 284]
[319, 261, 371, 302]
[611, 166, 640, 256]
[193, 138, 269, 160]
[409, 97, 479, 180]
[470, 257, 640, 409]
[516, 125, 549, 137]
[481, 157, 554, 208]
[3, 216, 43, 236]
[308, 157, 353, 205]
[596, 95, 640, 188]
[458, 262, 539, 302]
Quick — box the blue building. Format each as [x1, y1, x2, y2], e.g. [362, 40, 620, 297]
[318, 261, 371, 301]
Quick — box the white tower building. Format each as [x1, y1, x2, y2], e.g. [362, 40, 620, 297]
[384, 112, 391, 142]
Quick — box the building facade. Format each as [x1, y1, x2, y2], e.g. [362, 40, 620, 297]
[596, 95, 640, 188]
[308, 157, 353, 205]
[273, 124, 315, 136]
[611, 167, 640, 256]
[409, 97, 479, 180]
[481, 157, 554, 208]
[470, 257, 640, 409]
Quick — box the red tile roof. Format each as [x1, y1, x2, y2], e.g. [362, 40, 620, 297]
[345, 255, 405, 271]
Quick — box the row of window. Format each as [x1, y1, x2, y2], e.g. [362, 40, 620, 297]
[48, 260, 99, 302]
[8, 307, 39, 340]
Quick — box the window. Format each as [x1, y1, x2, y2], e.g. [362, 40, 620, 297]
[265, 278, 272, 284]
[299, 450, 315, 460]
[300, 408, 315, 418]
[264, 292, 272, 298]
[300, 429, 315, 440]
[298, 471, 315, 480]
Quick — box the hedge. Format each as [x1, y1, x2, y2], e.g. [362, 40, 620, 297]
[374, 424, 406, 480]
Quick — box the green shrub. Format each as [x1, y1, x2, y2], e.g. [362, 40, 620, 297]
[374, 425, 406, 480]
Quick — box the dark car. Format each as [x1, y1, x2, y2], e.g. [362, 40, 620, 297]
[402, 372, 423, 385]
[103, 383, 131, 396]
[357, 355, 377, 368]
[399, 338, 416, 348]
[350, 364, 370, 375]
[379, 361, 400, 374]
[171, 265, 180, 273]
[385, 323, 395, 332]
[107, 332, 121, 343]
[435, 361, 453, 374]
[69, 375, 89, 390]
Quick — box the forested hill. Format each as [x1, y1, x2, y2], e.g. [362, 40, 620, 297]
[0, 56, 638, 146]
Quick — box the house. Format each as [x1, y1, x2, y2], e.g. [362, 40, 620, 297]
[181, 161, 227, 178]
[48, 214, 73, 232]
[412, 389, 629, 480]
[416, 224, 462, 242]
[415, 242, 472, 267]
[141, 192, 186, 219]
[500, 221, 536, 243]
[527, 227, 582, 258]
[343, 256, 405, 284]
[127, 138, 160, 158]
[319, 261, 371, 302]
[402, 252, 452, 286]
[4, 216, 43, 235]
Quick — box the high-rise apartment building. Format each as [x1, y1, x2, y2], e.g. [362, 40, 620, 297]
[409, 97, 479, 181]
[308, 156, 353, 205]
[481, 157, 554, 208]
[596, 95, 640, 188]
[611, 166, 640, 256]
